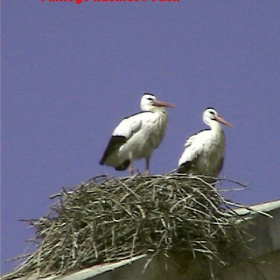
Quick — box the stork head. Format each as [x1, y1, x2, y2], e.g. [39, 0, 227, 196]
[141, 93, 176, 112]
[203, 107, 233, 128]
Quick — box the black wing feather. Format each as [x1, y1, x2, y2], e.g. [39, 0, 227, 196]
[99, 136, 127, 165]
[177, 161, 192, 173]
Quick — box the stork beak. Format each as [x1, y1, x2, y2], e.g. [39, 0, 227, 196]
[154, 100, 176, 108]
[216, 115, 233, 128]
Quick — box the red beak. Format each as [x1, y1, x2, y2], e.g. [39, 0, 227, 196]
[216, 115, 233, 128]
[154, 100, 176, 108]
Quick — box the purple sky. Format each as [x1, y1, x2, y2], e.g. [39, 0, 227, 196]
[2, 0, 280, 275]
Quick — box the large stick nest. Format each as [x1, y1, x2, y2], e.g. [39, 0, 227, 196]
[4, 174, 249, 279]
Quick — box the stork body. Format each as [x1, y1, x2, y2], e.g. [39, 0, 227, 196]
[177, 108, 232, 179]
[100, 93, 175, 175]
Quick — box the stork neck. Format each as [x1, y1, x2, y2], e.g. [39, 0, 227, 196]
[150, 106, 167, 115]
[209, 120, 223, 134]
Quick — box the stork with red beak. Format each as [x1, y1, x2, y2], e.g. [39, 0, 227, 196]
[177, 108, 233, 179]
[100, 93, 175, 176]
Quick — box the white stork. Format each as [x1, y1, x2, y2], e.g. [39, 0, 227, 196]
[177, 108, 233, 180]
[99, 93, 175, 176]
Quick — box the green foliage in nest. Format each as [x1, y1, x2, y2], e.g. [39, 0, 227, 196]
[4, 174, 249, 279]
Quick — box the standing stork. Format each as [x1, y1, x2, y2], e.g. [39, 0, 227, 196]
[99, 93, 175, 176]
[177, 108, 233, 180]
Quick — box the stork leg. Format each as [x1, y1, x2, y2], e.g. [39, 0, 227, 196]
[129, 161, 133, 176]
[145, 157, 150, 176]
